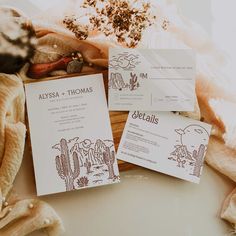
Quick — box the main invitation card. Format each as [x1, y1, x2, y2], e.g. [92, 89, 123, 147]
[109, 48, 196, 111]
[117, 111, 211, 183]
[25, 74, 120, 196]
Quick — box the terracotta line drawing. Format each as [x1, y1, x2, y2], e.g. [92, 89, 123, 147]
[176, 157, 186, 168]
[55, 138, 80, 191]
[170, 145, 192, 161]
[53, 138, 119, 191]
[103, 146, 115, 179]
[192, 144, 205, 177]
[109, 52, 140, 70]
[129, 72, 140, 91]
[84, 158, 92, 174]
[109, 72, 128, 91]
[168, 124, 209, 178]
[77, 176, 89, 187]
[109, 72, 141, 91]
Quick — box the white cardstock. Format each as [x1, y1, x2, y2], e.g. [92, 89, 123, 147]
[117, 111, 211, 183]
[109, 48, 196, 111]
[25, 74, 120, 196]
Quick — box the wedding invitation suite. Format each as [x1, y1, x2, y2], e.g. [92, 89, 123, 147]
[117, 111, 211, 183]
[25, 74, 120, 196]
[109, 48, 196, 111]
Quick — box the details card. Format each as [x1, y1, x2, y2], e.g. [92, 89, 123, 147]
[117, 111, 211, 183]
[109, 48, 196, 111]
[25, 74, 120, 196]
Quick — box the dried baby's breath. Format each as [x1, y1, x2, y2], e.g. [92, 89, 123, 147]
[162, 19, 169, 31]
[63, 15, 89, 40]
[63, 0, 156, 47]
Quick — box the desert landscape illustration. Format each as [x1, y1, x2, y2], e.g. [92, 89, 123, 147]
[168, 124, 210, 178]
[52, 137, 120, 191]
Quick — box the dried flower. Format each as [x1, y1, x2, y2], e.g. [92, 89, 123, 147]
[63, 15, 89, 40]
[162, 19, 169, 31]
[63, 0, 156, 47]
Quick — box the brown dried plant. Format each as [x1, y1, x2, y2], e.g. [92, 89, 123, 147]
[63, 0, 156, 47]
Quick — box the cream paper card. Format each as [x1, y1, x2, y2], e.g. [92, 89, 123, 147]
[109, 48, 196, 111]
[117, 111, 211, 183]
[25, 74, 120, 196]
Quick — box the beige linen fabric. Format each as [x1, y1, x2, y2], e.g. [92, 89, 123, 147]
[0, 74, 64, 235]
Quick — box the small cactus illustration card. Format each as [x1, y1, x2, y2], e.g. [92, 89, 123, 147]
[25, 74, 120, 196]
[117, 111, 211, 183]
[108, 48, 196, 111]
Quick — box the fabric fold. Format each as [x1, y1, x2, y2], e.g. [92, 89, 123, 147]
[0, 73, 64, 235]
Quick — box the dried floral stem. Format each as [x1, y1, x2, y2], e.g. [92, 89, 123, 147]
[63, 0, 156, 47]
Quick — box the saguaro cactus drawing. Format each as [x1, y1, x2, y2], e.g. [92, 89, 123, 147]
[103, 147, 115, 179]
[55, 138, 80, 191]
[192, 144, 205, 177]
[129, 72, 139, 91]
[84, 158, 92, 174]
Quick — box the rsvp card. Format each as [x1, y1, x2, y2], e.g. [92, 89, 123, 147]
[109, 48, 196, 111]
[25, 74, 120, 196]
[117, 111, 211, 183]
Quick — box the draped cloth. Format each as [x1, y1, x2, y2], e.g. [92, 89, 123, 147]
[0, 74, 64, 235]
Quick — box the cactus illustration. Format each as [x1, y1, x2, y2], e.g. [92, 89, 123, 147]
[55, 138, 80, 191]
[129, 72, 139, 91]
[84, 158, 92, 174]
[103, 146, 115, 179]
[77, 176, 89, 187]
[192, 144, 205, 177]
